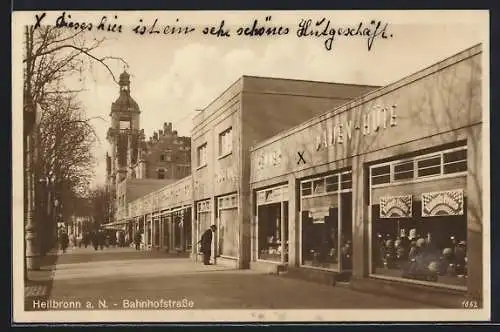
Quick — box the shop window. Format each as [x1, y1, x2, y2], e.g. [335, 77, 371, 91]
[371, 165, 391, 185]
[197, 143, 207, 167]
[218, 127, 233, 157]
[301, 182, 312, 197]
[326, 175, 339, 192]
[341, 172, 352, 190]
[257, 202, 289, 262]
[301, 209, 338, 269]
[313, 179, 325, 194]
[394, 161, 414, 181]
[443, 149, 467, 174]
[417, 155, 441, 177]
[370, 193, 467, 288]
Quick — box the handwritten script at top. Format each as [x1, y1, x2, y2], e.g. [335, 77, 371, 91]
[33, 12, 394, 52]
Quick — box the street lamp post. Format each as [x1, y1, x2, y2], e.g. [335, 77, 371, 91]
[24, 97, 40, 274]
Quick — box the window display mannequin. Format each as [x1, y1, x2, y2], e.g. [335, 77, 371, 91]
[454, 240, 467, 277]
[341, 240, 352, 270]
[394, 239, 407, 267]
[383, 239, 396, 269]
[440, 247, 455, 276]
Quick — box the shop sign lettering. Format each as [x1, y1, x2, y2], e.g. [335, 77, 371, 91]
[257, 150, 282, 170]
[215, 167, 237, 184]
[315, 104, 397, 151]
[421, 189, 464, 217]
[380, 195, 412, 218]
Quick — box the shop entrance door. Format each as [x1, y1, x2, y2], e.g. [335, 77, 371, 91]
[339, 192, 353, 272]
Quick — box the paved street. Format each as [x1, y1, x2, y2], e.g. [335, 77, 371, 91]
[25, 246, 437, 310]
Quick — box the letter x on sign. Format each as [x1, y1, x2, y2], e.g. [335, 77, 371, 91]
[297, 151, 306, 165]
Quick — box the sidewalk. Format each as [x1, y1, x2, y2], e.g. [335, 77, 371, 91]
[33, 257, 434, 310]
[24, 250, 59, 306]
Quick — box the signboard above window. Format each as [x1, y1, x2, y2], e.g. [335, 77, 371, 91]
[308, 207, 330, 224]
[421, 189, 464, 217]
[256, 186, 288, 206]
[379, 195, 413, 218]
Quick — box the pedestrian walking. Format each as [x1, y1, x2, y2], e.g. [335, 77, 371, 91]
[134, 232, 142, 251]
[99, 229, 105, 250]
[59, 229, 69, 253]
[92, 230, 99, 250]
[197, 225, 216, 265]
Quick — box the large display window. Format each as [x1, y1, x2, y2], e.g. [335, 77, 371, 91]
[369, 146, 468, 289]
[256, 185, 289, 263]
[173, 212, 182, 249]
[183, 208, 192, 251]
[153, 216, 160, 247]
[161, 214, 169, 250]
[217, 194, 239, 258]
[300, 171, 353, 271]
[145, 215, 152, 247]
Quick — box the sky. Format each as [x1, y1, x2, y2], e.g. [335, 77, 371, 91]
[14, 10, 488, 187]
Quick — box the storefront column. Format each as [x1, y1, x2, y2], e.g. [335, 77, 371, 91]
[288, 175, 299, 267]
[142, 217, 146, 247]
[351, 158, 369, 278]
[160, 217, 164, 248]
[169, 214, 174, 251]
[466, 126, 482, 303]
[280, 201, 286, 264]
[150, 216, 153, 249]
[180, 211, 185, 251]
[239, 189, 251, 269]
[191, 205, 196, 258]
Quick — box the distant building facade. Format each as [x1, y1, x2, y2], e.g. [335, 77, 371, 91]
[105, 71, 191, 225]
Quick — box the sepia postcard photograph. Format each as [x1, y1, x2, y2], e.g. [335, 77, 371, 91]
[12, 9, 491, 323]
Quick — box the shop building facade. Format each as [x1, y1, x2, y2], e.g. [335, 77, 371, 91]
[127, 175, 194, 252]
[191, 76, 378, 268]
[249, 44, 483, 306]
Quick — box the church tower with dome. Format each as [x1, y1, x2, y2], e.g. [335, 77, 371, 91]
[105, 70, 192, 225]
[106, 70, 142, 190]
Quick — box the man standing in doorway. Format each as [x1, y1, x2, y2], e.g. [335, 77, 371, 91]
[198, 225, 216, 265]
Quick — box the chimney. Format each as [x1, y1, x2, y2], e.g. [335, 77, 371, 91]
[159, 130, 163, 136]
[153, 131, 158, 141]
[173, 130, 178, 137]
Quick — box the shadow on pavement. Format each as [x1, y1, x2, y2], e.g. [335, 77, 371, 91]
[24, 250, 59, 311]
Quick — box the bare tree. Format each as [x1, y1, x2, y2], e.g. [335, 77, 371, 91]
[23, 23, 127, 279]
[24, 25, 127, 109]
[33, 94, 99, 254]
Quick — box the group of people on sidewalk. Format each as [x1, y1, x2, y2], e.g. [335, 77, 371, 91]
[57, 223, 218, 261]
[57, 228, 131, 252]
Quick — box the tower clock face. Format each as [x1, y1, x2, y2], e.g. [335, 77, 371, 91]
[121, 86, 129, 92]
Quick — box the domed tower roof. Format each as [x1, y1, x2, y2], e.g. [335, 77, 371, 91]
[119, 71, 130, 85]
[111, 70, 140, 114]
